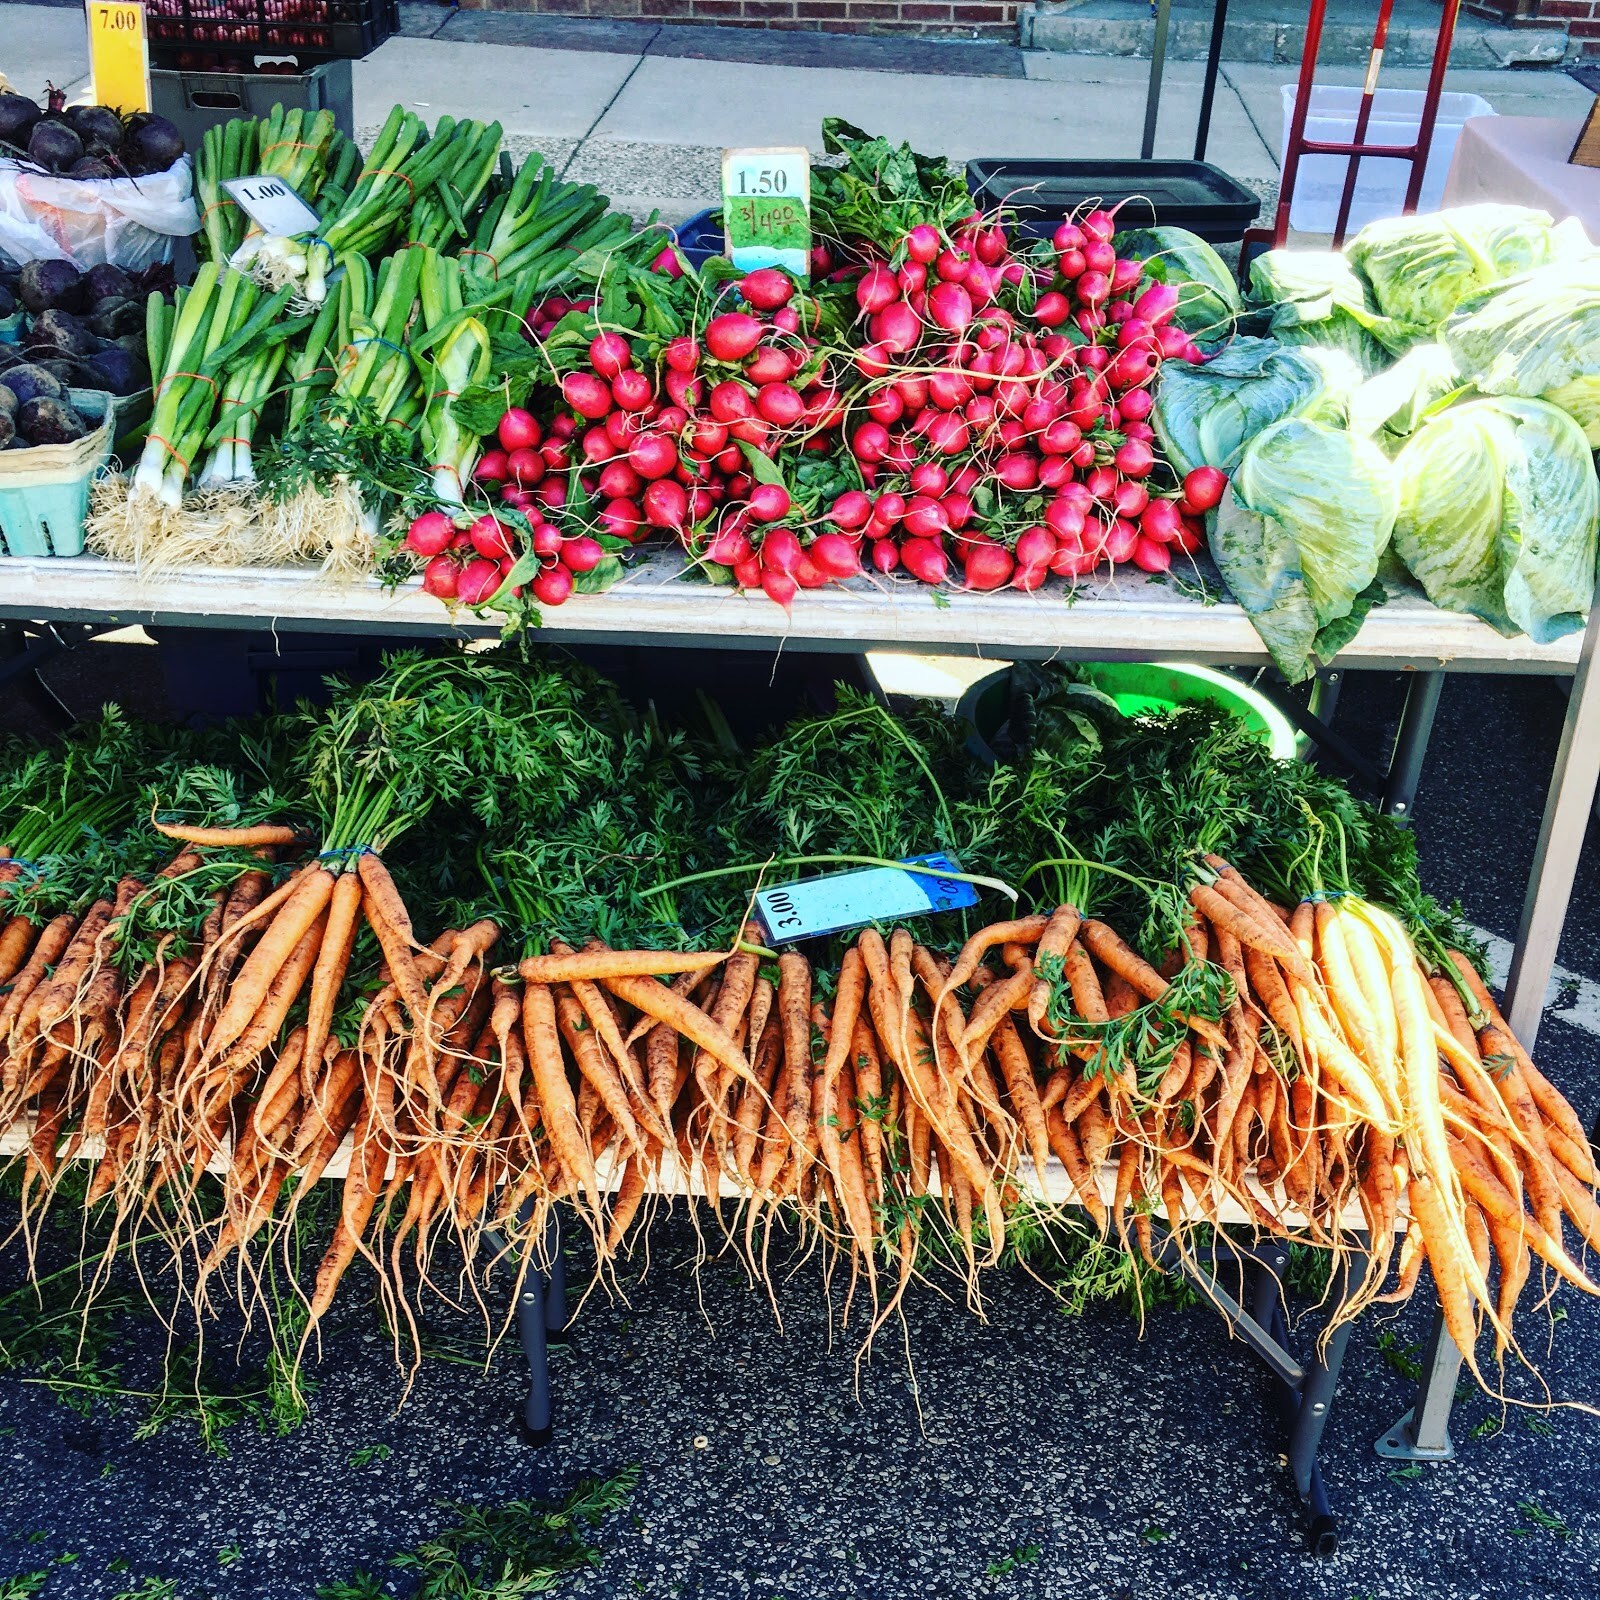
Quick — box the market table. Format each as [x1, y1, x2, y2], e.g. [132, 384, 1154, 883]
[1440, 115, 1600, 240]
[6, 545, 1600, 1543]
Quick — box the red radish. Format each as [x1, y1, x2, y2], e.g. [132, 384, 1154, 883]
[457, 557, 503, 606]
[1110, 257, 1143, 295]
[899, 536, 950, 585]
[563, 371, 611, 419]
[1038, 456, 1073, 491]
[906, 224, 941, 263]
[1033, 291, 1070, 327]
[729, 417, 772, 450]
[733, 555, 762, 588]
[1118, 386, 1154, 421]
[830, 490, 873, 531]
[1113, 479, 1150, 518]
[929, 281, 974, 333]
[928, 370, 971, 410]
[651, 246, 684, 279]
[1012, 561, 1049, 592]
[599, 499, 644, 542]
[1077, 271, 1111, 309]
[503, 487, 538, 513]
[866, 388, 904, 427]
[871, 539, 900, 574]
[936, 249, 970, 283]
[752, 383, 802, 427]
[598, 460, 643, 500]
[855, 341, 895, 379]
[706, 526, 753, 566]
[1140, 499, 1183, 543]
[1082, 239, 1116, 276]
[741, 267, 794, 310]
[1083, 208, 1116, 242]
[1132, 282, 1180, 326]
[533, 564, 575, 605]
[422, 553, 460, 598]
[1105, 518, 1139, 564]
[876, 491, 907, 525]
[1040, 419, 1083, 456]
[903, 496, 950, 539]
[497, 409, 540, 453]
[994, 453, 1039, 492]
[856, 264, 899, 313]
[761, 569, 798, 607]
[1045, 498, 1087, 543]
[748, 483, 792, 523]
[665, 368, 702, 409]
[809, 533, 861, 579]
[643, 478, 689, 530]
[1132, 536, 1171, 574]
[589, 332, 633, 377]
[631, 433, 679, 480]
[531, 522, 564, 558]
[964, 542, 1014, 591]
[942, 490, 974, 529]
[1173, 516, 1205, 554]
[468, 515, 516, 560]
[851, 422, 890, 463]
[1054, 221, 1086, 252]
[665, 336, 700, 373]
[895, 374, 929, 412]
[1156, 324, 1191, 359]
[897, 260, 927, 295]
[746, 345, 797, 384]
[507, 447, 545, 487]
[873, 300, 921, 353]
[1058, 249, 1087, 280]
[1183, 465, 1227, 511]
[705, 313, 765, 363]
[406, 511, 455, 557]
[762, 527, 803, 573]
[710, 381, 756, 423]
[909, 461, 948, 497]
[1015, 525, 1057, 569]
[690, 418, 729, 456]
[792, 555, 829, 590]
[541, 440, 571, 471]
[540, 478, 569, 510]
[1052, 545, 1099, 578]
[1115, 438, 1155, 478]
[612, 369, 654, 412]
[974, 225, 1007, 265]
[924, 411, 971, 456]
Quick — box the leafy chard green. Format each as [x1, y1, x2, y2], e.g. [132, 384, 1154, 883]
[814, 118, 971, 259]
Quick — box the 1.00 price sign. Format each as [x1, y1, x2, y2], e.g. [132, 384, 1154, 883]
[721, 147, 810, 278]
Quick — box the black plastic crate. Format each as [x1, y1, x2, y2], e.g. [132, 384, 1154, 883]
[151, 58, 354, 151]
[143, 0, 398, 65]
[965, 159, 1260, 244]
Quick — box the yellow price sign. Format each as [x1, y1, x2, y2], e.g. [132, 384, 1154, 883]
[87, 1, 150, 114]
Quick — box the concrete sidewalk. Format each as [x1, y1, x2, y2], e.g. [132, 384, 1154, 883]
[2, 2, 1590, 221]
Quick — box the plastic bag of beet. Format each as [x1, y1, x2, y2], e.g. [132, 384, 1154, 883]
[0, 155, 199, 272]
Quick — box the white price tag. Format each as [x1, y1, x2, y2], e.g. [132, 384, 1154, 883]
[222, 175, 323, 239]
[721, 145, 810, 278]
[755, 853, 980, 945]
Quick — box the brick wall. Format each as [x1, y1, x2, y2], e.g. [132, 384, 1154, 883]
[456, 0, 1020, 37]
[1466, 0, 1600, 50]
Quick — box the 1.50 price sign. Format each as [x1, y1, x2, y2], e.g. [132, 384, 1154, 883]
[721, 147, 810, 278]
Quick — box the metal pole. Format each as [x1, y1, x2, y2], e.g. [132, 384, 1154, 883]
[1504, 571, 1600, 1050]
[1375, 1305, 1461, 1461]
[1194, 0, 1229, 162]
[1380, 670, 1444, 820]
[1142, 0, 1174, 161]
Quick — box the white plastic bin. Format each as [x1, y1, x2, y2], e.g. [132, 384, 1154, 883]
[1279, 85, 1496, 234]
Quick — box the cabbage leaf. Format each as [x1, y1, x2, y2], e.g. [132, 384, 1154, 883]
[1391, 397, 1597, 641]
[1116, 225, 1242, 346]
[1210, 417, 1398, 681]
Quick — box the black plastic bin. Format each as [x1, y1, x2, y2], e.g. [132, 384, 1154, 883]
[965, 159, 1260, 244]
[151, 58, 354, 151]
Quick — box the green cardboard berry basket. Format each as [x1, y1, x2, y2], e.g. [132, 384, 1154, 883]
[0, 390, 114, 557]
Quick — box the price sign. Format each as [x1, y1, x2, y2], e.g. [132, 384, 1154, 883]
[87, 1, 150, 113]
[222, 174, 323, 239]
[721, 146, 810, 278]
[755, 853, 979, 945]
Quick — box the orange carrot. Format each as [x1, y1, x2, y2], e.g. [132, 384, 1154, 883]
[154, 821, 298, 848]
[1027, 904, 1082, 1032]
[522, 981, 598, 1212]
[520, 949, 723, 984]
[939, 914, 1050, 1003]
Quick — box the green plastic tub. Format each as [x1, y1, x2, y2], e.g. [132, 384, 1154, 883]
[0, 391, 113, 558]
[960, 661, 1301, 763]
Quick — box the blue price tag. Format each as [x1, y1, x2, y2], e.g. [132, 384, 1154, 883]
[755, 853, 979, 945]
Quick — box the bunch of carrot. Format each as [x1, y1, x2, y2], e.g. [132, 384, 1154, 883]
[3, 821, 1596, 1395]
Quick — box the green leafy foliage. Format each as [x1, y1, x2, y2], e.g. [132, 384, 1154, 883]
[814, 118, 970, 258]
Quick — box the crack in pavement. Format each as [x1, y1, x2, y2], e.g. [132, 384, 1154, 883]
[559, 35, 662, 180]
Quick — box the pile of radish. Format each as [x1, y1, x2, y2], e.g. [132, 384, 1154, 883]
[402, 204, 1229, 608]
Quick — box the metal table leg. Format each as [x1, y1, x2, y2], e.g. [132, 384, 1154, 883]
[1141, 0, 1174, 161]
[1375, 1304, 1460, 1463]
[1505, 576, 1600, 1049]
[1194, 0, 1230, 161]
[1381, 670, 1444, 820]
[543, 1209, 569, 1342]
[516, 1264, 555, 1447]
